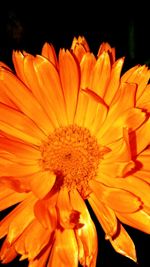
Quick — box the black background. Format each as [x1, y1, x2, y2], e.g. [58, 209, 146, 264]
[0, 1, 150, 266]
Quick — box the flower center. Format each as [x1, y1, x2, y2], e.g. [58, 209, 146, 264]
[40, 125, 108, 198]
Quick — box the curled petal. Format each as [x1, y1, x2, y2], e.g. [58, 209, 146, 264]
[110, 224, 137, 262]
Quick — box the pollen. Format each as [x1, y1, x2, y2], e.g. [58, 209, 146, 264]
[40, 125, 108, 198]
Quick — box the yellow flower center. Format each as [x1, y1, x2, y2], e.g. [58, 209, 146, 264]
[40, 125, 107, 198]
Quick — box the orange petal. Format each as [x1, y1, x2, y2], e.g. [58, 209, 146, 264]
[71, 36, 90, 62]
[0, 103, 45, 146]
[81, 89, 108, 130]
[0, 69, 52, 135]
[104, 58, 124, 105]
[29, 171, 56, 199]
[0, 136, 41, 160]
[0, 158, 40, 177]
[98, 42, 116, 64]
[121, 65, 150, 99]
[0, 187, 28, 211]
[0, 193, 36, 239]
[96, 82, 137, 141]
[70, 189, 98, 267]
[88, 193, 118, 238]
[99, 107, 145, 145]
[24, 219, 51, 260]
[41, 42, 58, 68]
[89, 180, 142, 213]
[80, 52, 96, 89]
[0, 238, 17, 264]
[59, 49, 80, 124]
[12, 50, 28, 84]
[31, 55, 67, 126]
[56, 187, 80, 229]
[91, 52, 111, 97]
[34, 199, 57, 229]
[0, 81, 18, 109]
[95, 174, 150, 209]
[110, 224, 137, 262]
[74, 53, 96, 126]
[48, 229, 78, 267]
[28, 243, 51, 267]
[116, 209, 150, 234]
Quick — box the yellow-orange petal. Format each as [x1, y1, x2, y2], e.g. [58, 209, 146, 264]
[0, 136, 40, 160]
[41, 42, 58, 68]
[88, 193, 118, 238]
[104, 57, 124, 105]
[89, 180, 142, 213]
[70, 189, 98, 267]
[91, 51, 111, 97]
[0, 158, 40, 177]
[71, 36, 90, 62]
[97, 107, 145, 145]
[0, 103, 45, 145]
[81, 89, 108, 130]
[59, 49, 80, 124]
[31, 55, 67, 126]
[23, 219, 51, 260]
[29, 171, 56, 199]
[48, 229, 78, 267]
[56, 187, 80, 229]
[121, 65, 150, 100]
[110, 224, 137, 262]
[95, 174, 150, 209]
[74, 53, 96, 126]
[116, 209, 150, 234]
[12, 50, 28, 84]
[98, 42, 116, 64]
[0, 193, 36, 239]
[0, 186, 28, 211]
[34, 199, 57, 229]
[0, 69, 53, 135]
[28, 243, 51, 267]
[0, 238, 17, 264]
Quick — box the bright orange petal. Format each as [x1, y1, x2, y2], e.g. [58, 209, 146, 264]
[0, 136, 40, 160]
[91, 52, 111, 97]
[41, 42, 58, 68]
[0, 103, 45, 145]
[56, 187, 80, 229]
[116, 209, 150, 234]
[59, 49, 80, 124]
[24, 219, 51, 260]
[88, 193, 118, 238]
[34, 199, 57, 229]
[71, 36, 90, 62]
[0, 238, 17, 264]
[0, 186, 28, 211]
[89, 180, 142, 213]
[0, 193, 36, 239]
[110, 224, 137, 262]
[29, 171, 56, 199]
[48, 229, 78, 267]
[0, 69, 52, 134]
[74, 53, 96, 126]
[104, 58, 124, 105]
[70, 189, 98, 267]
[98, 42, 116, 64]
[121, 65, 150, 99]
[95, 174, 150, 209]
[98, 107, 145, 145]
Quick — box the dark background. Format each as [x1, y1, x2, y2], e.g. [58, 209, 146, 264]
[0, 1, 149, 267]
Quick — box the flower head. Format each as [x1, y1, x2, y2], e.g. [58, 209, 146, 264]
[0, 36, 150, 266]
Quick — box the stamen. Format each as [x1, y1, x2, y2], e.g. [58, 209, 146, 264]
[40, 125, 109, 198]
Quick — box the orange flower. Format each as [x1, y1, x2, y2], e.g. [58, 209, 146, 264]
[0, 36, 150, 266]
